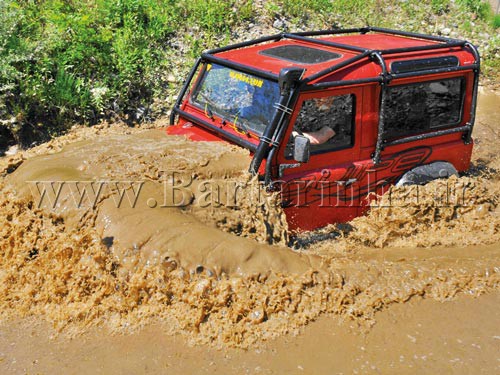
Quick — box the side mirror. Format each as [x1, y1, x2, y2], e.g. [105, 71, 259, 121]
[293, 135, 310, 163]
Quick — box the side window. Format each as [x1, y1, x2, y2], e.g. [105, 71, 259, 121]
[286, 93, 355, 158]
[383, 78, 464, 140]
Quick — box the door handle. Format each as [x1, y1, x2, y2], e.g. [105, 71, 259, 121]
[279, 163, 301, 177]
[335, 178, 357, 186]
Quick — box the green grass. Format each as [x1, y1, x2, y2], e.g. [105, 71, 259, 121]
[0, 0, 253, 146]
[0, 0, 498, 148]
[493, 14, 500, 29]
[457, 0, 492, 20]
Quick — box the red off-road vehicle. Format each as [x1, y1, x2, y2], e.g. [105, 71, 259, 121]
[168, 27, 480, 231]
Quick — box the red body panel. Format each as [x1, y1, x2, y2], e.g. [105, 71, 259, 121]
[166, 119, 228, 142]
[279, 140, 473, 231]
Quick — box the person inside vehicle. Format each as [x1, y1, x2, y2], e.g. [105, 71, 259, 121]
[292, 96, 338, 145]
[292, 126, 336, 145]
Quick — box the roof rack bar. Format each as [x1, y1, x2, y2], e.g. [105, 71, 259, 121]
[202, 26, 466, 59]
[284, 33, 368, 53]
[380, 41, 466, 55]
[301, 50, 372, 84]
[383, 125, 471, 147]
[302, 77, 383, 90]
[464, 42, 480, 143]
[389, 64, 479, 79]
[368, 26, 461, 44]
[371, 52, 390, 165]
[204, 33, 284, 55]
[170, 57, 202, 126]
[288, 27, 369, 37]
[198, 26, 475, 92]
[200, 53, 279, 81]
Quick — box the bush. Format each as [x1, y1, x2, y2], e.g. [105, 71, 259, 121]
[0, 0, 253, 147]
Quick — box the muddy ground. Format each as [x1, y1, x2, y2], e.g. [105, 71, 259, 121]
[0, 88, 498, 374]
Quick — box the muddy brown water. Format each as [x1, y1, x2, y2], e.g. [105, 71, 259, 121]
[0, 89, 498, 373]
[0, 292, 498, 374]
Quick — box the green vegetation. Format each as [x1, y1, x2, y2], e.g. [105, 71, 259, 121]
[0, 0, 498, 148]
[494, 14, 500, 29]
[0, 0, 252, 146]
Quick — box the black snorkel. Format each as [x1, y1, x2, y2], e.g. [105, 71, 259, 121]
[249, 67, 305, 177]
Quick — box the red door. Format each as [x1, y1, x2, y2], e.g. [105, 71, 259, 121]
[272, 87, 363, 231]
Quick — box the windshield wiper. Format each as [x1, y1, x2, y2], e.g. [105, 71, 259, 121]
[197, 92, 251, 136]
[233, 114, 251, 136]
[198, 92, 216, 120]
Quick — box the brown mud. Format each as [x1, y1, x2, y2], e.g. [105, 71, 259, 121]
[0, 90, 498, 368]
[1, 292, 498, 374]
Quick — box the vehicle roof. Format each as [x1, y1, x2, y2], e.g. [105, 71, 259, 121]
[214, 33, 476, 83]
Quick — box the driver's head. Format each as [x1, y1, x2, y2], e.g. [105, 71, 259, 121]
[316, 96, 335, 111]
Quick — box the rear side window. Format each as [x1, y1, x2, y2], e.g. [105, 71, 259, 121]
[382, 78, 464, 140]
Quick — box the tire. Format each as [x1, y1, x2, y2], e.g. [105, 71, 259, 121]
[395, 161, 458, 186]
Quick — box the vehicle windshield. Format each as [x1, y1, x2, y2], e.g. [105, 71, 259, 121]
[191, 63, 280, 136]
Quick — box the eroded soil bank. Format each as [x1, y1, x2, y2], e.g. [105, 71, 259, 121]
[0, 89, 498, 372]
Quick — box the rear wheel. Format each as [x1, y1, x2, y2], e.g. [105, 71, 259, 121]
[396, 161, 458, 186]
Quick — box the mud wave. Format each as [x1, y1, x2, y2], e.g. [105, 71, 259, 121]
[344, 175, 500, 248]
[0, 111, 499, 347]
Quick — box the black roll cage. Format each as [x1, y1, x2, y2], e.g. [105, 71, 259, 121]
[169, 27, 480, 180]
